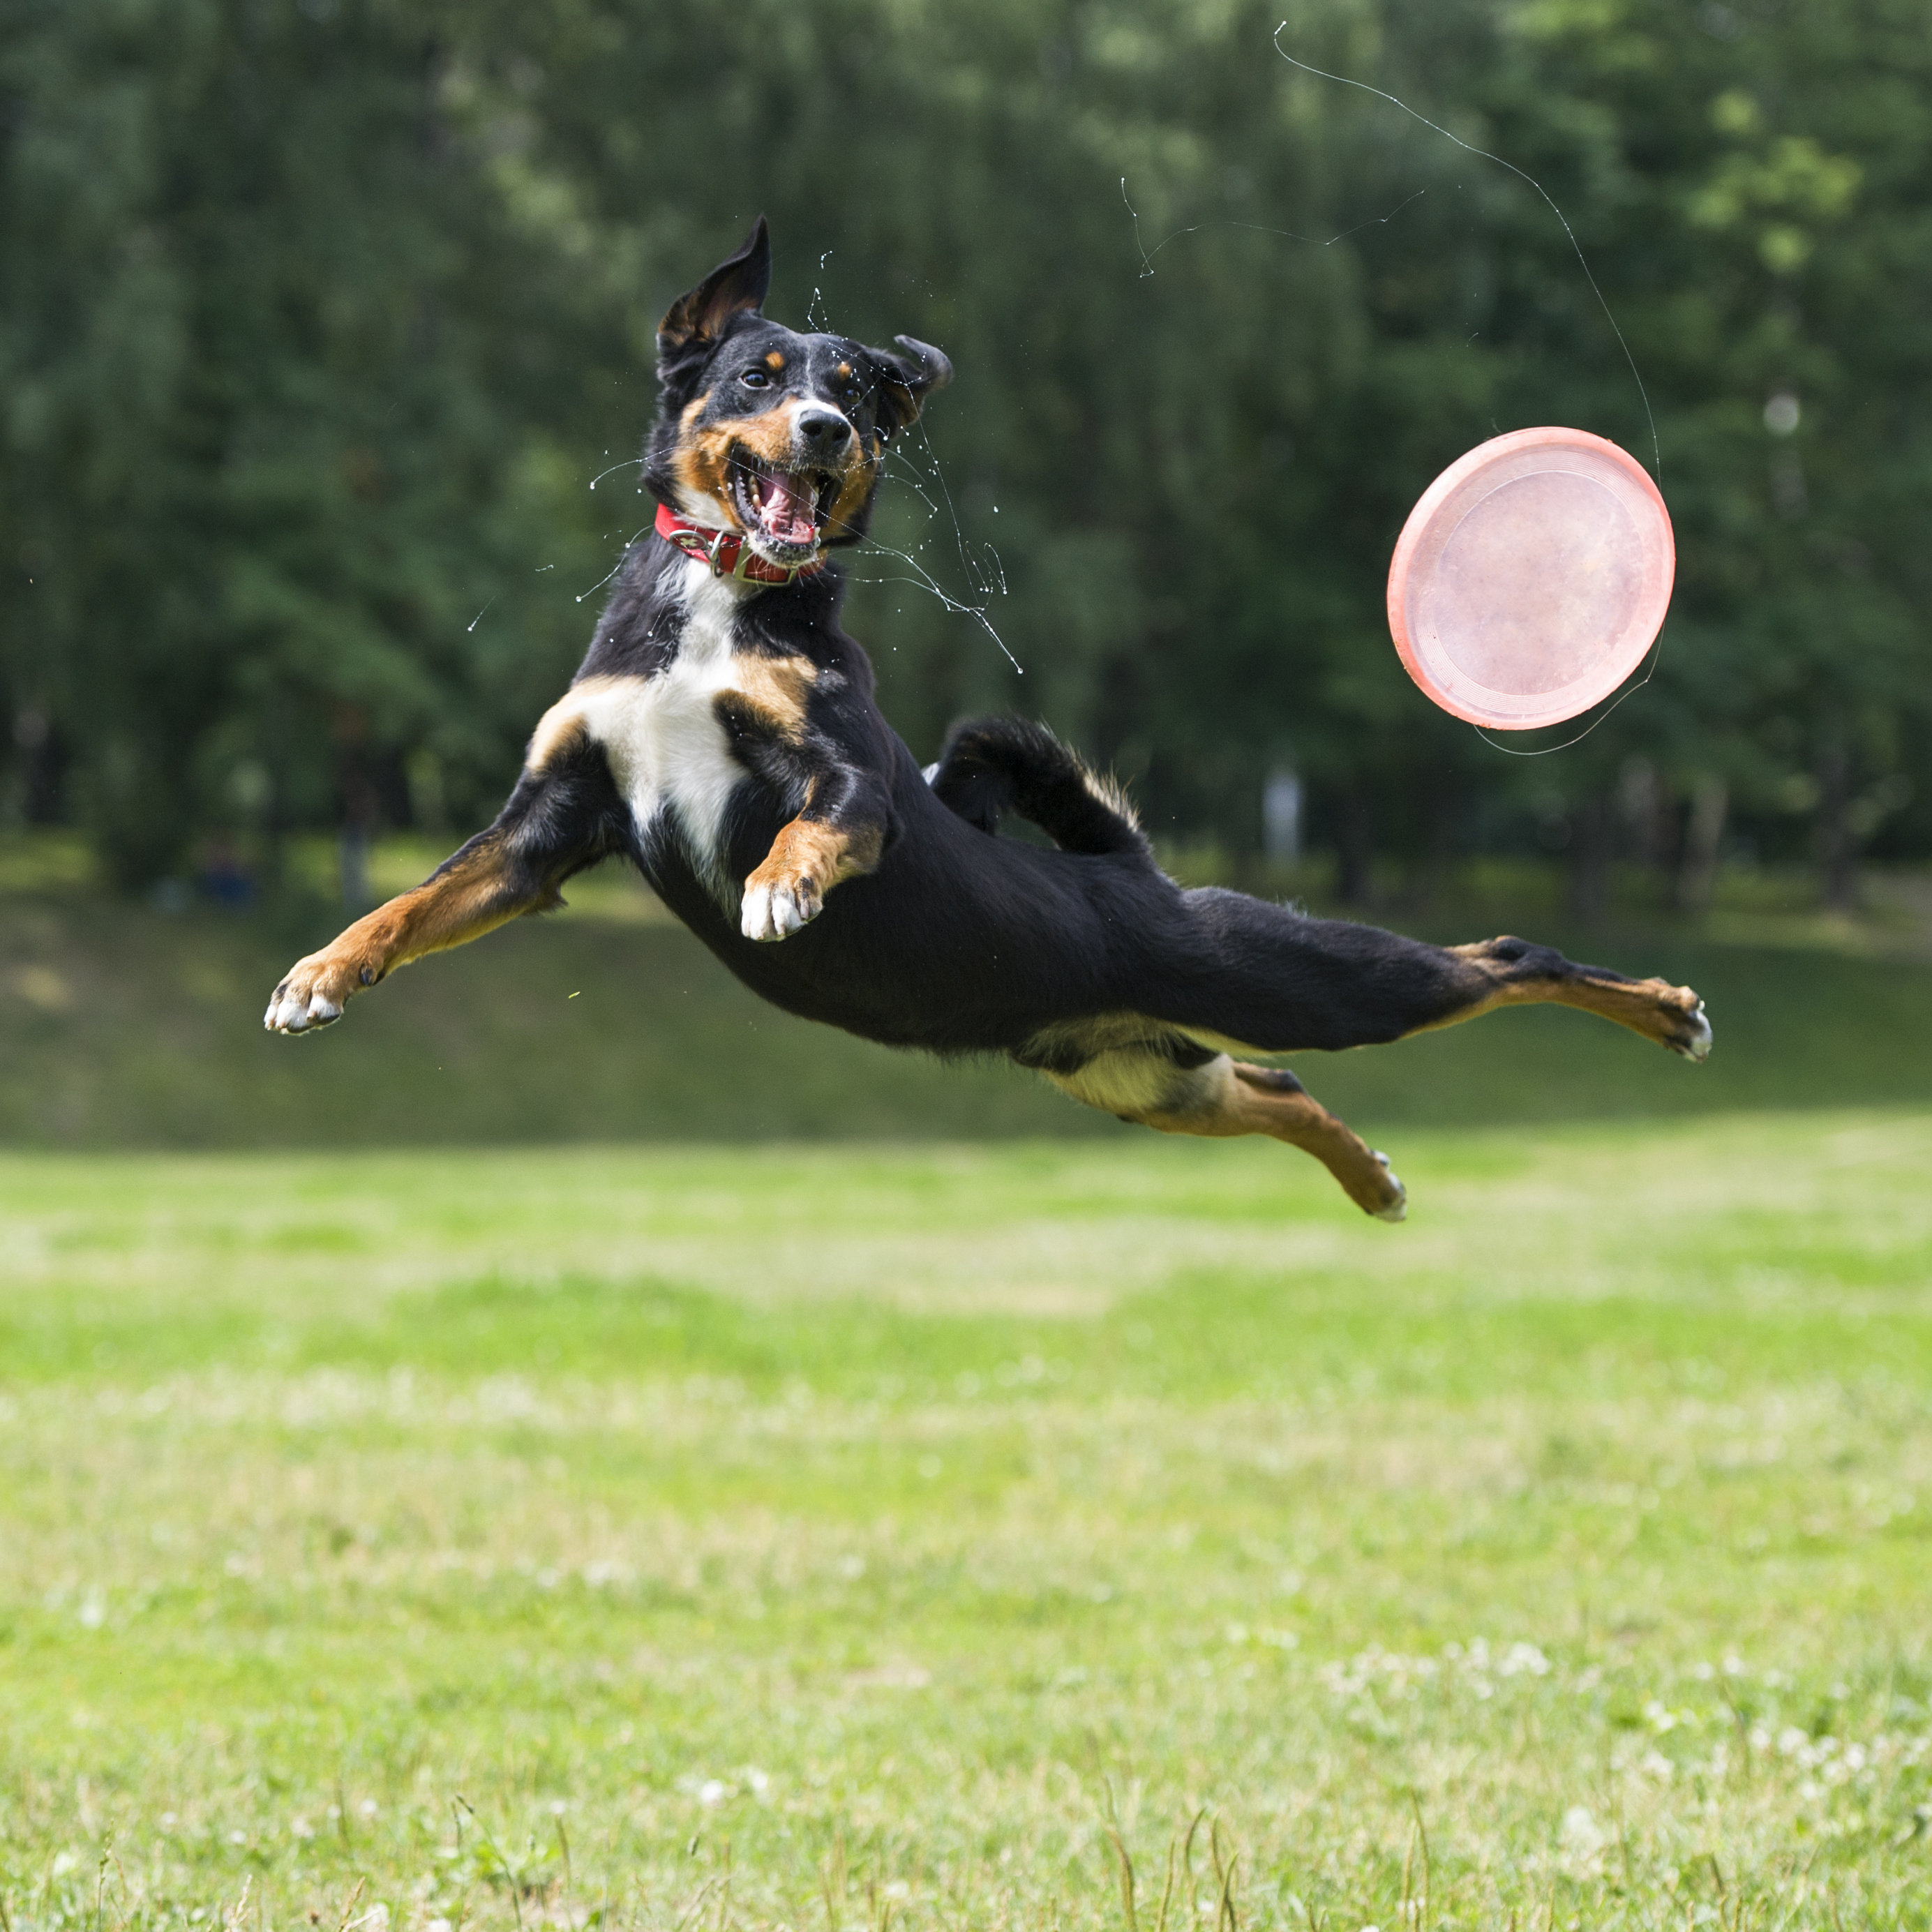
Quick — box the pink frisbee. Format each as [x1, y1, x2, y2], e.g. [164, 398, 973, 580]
[1386, 426, 1674, 731]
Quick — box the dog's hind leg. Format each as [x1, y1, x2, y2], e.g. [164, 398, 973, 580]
[1035, 1035, 1407, 1221]
[1169, 892, 1712, 1061]
[1215, 1062, 1408, 1220]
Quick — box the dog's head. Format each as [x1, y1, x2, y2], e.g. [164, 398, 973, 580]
[645, 218, 951, 570]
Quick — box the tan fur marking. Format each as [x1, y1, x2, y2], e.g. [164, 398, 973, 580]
[1428, 941, 1707, 1052]
[267, 834, 548, 1023]
[765, 350, 786, 369]
[682, 427, 737, 514]
[728, 406, 809, 469]
[1218, 1063, 1403, 1217]
[743, 813, 881, 924]
[824, 449, 882, 541]
[717, 655, 817, 742]
[1035, 1038, 1403, 1220]
[1508, 972, 1703, 1048]
[368, 837, 551, 967]
[526, 674, 630, 771]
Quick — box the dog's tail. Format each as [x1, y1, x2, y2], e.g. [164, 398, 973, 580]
[927, 716, 1153, 862]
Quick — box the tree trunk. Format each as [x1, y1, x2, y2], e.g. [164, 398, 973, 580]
[1674, 776, 1727, 913]
[1334, 786, 1375, 906]
[1415, 770, 1459, 910]
[1815, 744, 1857, 912]
[1566, 791, 1612, 924]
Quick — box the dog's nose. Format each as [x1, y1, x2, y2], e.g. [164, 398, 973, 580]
[794, 409, 853, 458]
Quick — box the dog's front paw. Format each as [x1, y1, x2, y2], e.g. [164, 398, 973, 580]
[263, 950, 365, 1034]
[740, 871, 823, 943]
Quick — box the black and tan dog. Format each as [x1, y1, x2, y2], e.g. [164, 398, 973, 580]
[265, 219, 1712, 1220]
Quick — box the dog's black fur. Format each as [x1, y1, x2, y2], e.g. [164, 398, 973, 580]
[266, 220, 1711, 1218]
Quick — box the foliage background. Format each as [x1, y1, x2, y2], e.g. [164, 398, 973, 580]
[3, 0, 1929, 899]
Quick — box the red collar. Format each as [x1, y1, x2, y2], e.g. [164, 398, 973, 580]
[654, 502, 827, 586]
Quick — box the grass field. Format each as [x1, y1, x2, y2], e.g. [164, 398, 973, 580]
[5, 1117, 1931, 1929]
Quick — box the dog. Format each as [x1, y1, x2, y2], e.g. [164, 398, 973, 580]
[264, 218, 1712, 1220]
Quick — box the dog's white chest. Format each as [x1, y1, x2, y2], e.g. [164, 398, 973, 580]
[551, 569, 756, 878]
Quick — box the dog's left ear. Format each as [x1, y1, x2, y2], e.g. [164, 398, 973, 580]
[873, 335, 953, 435]
[659, 217, 773, 360]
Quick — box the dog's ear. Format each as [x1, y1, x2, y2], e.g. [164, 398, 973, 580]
[659, 218, 772, 361]
[872, 335, 953, 435]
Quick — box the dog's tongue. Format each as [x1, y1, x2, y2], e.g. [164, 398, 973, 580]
[755, 470, 817, 546]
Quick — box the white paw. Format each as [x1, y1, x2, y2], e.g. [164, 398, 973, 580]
[263, 987, 343, 1034]
[740, 878, 814, 942]
[1675, 1001, 1714, 1062]
[263, 956, 354, 1034]
[1370, 1151, 1408, 1223]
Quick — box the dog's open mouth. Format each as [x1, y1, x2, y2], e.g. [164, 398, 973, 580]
[730, 453, 834, 554]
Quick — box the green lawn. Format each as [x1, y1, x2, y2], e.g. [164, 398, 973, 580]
[4, 1118, 1931, 1929]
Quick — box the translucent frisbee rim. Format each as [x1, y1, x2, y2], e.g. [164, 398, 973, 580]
[1385, 426, 1675, 731]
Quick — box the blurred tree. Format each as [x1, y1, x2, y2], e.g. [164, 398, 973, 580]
[2, 0, 1927, 904]
[0, 0, 602, 887]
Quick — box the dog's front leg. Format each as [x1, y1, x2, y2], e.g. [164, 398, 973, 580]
[264, 721, 622, 1033]
[740, 772, 886, 943]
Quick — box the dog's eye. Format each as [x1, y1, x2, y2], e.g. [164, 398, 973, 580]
[739, 369, 772, 390]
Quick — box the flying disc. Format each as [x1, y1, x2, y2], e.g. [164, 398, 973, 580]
[1386, 426, 1674, 731]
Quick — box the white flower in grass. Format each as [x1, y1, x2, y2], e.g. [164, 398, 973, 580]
[698, 1779, 728, 1807]
[1559, 1806, 1605, 1859]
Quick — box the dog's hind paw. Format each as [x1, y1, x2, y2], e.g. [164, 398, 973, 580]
[1369, 1150, 1408, 1223]
[740, 876, 820, 943]
[1672, 1000, 1714, 1062]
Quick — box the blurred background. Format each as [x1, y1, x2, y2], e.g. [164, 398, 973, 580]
[3, 0, 1929, 1144]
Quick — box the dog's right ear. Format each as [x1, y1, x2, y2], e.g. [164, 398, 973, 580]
[658, 218, 772, 365]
